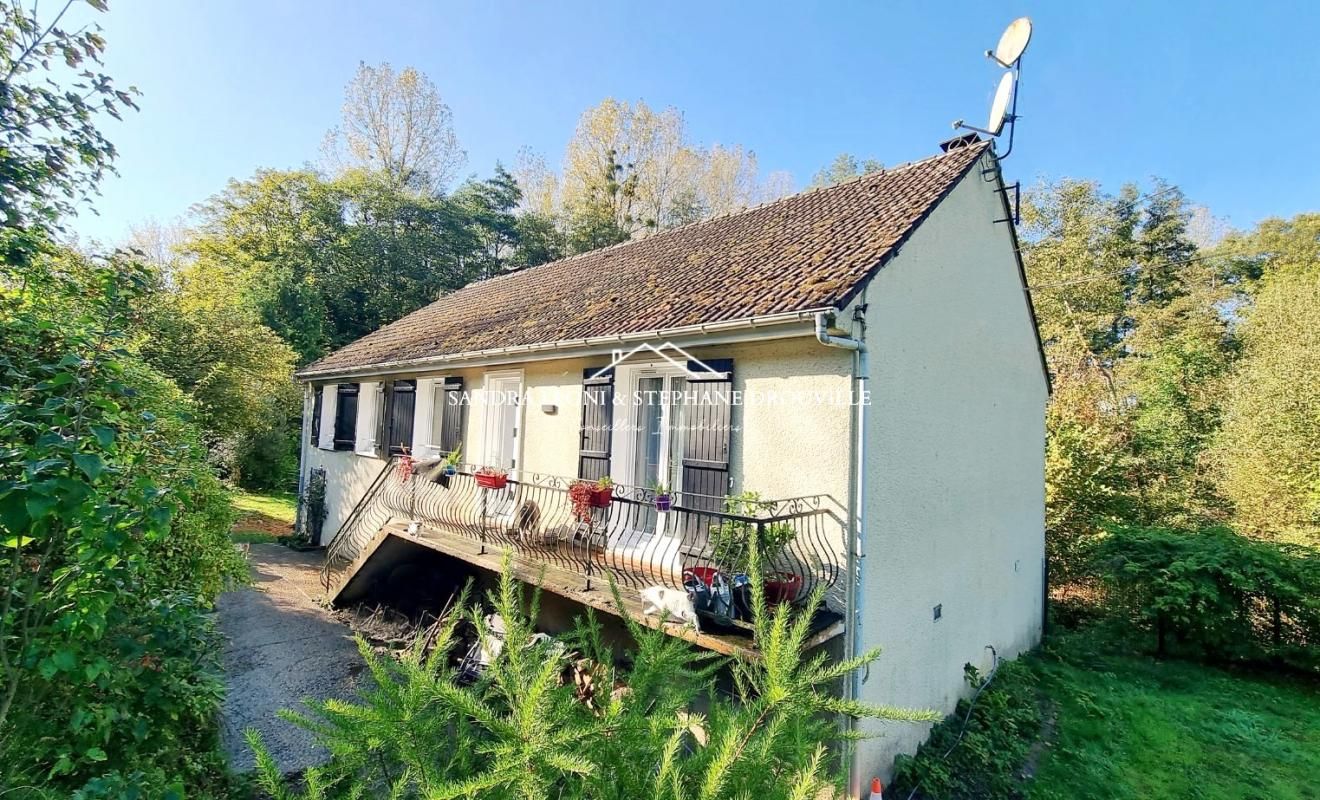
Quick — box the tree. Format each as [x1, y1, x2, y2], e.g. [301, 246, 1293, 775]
[810, 153, 882, 188]
[322, 62, 466, 193]
[1211, 215, 1320, 544]
[453, 164, 525, 277]
[1, 7, 244, 793]
[1021, 178, 1236, 582]
[0, 0, 137, 230]
[554, 98, 786, 247]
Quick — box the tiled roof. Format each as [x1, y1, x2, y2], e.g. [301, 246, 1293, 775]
[299, 139, 991, 377]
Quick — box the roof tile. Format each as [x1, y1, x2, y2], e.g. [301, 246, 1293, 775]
[300, 140, 989, 376]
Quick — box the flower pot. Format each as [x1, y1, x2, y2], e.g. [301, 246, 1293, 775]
[475, 472, 508, 490]
[763, 572, 803, 606]
[442, 464, 457, 476]
[654, 494, 672, 512]
[588, 485, 613, 508]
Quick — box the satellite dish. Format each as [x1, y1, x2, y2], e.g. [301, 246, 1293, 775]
[992, 17, 1032, 66]
[986, 71, 1015, 135]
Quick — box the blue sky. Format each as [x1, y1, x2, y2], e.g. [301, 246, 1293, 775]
[72, 0, 1320, 245]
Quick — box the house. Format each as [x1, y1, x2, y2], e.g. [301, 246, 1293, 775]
[294, 134, 1048, 790]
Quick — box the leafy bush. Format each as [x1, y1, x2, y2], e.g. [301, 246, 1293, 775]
[1092, 524, 1320, 668]
[0, 250, 246, 797]
[248, 557, 939, 799]
[232, 423, 299, 491]
[890, 660, 1042, 800]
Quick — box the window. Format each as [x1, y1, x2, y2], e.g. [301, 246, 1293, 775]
[631, 373, 688, 490]
[333, 384, 359, 450]
[430, 378, 464, 455]
[310, 386, 323, 445]
[383, 380, 416, 457]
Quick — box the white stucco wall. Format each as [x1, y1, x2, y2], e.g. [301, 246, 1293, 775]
[852, 154, 1048, 779]
[299, 339, 855, 547]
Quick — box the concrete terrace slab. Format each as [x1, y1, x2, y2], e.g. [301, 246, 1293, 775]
[217, 544, 364, 774]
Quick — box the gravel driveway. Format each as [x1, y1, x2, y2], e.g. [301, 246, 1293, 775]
[217, 544, 364, 774]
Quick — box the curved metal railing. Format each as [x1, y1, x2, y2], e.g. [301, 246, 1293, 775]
[371, 463, 846, 608]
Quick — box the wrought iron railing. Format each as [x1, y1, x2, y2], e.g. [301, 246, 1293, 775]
[362, 463, 846, 608]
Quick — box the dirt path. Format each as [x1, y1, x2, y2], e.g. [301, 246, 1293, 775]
[217, 544, 364, 774]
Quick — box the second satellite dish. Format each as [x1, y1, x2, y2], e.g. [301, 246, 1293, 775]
[987, 72, 1015, 135]
[993, 17, 1033, 66]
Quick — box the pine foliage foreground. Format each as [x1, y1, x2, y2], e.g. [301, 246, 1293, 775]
[248, 556, 937, 799]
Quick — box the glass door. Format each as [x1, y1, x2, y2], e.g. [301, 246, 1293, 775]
[631, 374, 686, 492]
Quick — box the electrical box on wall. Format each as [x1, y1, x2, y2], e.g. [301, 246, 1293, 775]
[933, 604, 943, 622]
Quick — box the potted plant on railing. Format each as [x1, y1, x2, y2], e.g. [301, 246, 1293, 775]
[708, 491, 802, 606]
[428, 446, 463, 488]
[589, 476, 614, 508]
[441, 445, 461, 477]
[474, 466, 508, 490]
[568, 476, 614, 523]
[652, 482, 672, 512]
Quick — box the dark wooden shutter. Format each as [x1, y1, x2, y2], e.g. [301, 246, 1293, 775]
[386, 380, 416, 457]
[681, 359, 733, 512]
[578, 367, 614, 480]
[434, 378, 465, 455]
[310, 386, 323, 445]
[333, 383, 359, 450]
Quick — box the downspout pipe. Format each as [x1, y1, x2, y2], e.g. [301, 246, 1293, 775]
[814, 311, 869, 799]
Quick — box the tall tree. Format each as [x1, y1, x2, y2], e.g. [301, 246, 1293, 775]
[322, 62, 466, 193]
[552, 98, 786, 247]
[1021, 178, 1235, 580]
[1211, 214, 1320, 544]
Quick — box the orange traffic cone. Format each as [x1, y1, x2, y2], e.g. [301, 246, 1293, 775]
[869, 777, 883, 800]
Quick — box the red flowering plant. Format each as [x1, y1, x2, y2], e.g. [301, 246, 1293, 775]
[569, 476, 614, 522]
[395, 449, 416, 482]
[568, 481, 595, 523]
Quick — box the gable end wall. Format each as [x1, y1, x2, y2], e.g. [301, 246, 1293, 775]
[854, 153, 1048, 778]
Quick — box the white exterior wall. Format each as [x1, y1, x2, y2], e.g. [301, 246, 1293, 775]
[852, 155, 1048, 779]
[300, 339, 854, 545]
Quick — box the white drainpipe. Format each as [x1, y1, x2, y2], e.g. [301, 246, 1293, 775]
[814, 310, 869, 799]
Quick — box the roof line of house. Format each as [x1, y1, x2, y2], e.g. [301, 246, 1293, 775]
[295, 306, 836, 382]
[393, 146, 976, 303]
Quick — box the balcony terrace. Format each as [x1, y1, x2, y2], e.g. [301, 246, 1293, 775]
[320, 461, 848, 656]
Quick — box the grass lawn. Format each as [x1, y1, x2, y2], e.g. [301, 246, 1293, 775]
[230, 490, 298, 541]
[1025, 631, 1320, 800]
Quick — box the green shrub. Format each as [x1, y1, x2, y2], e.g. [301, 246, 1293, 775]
[1, 251, 245, 797]
[248, 557, 940, 799]
[233, 423, 299, 492]
[1092, 524, 1320, 668]
[890, 660, 1042, 800]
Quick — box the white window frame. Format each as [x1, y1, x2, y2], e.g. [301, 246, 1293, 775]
[408, 376, 462, 460]
[354, 380, 383, 457]
[480, 370, 524, 475]
[316, 384, 338, 450]
[610, 362, 688, 492]
[606, 362, 690, 581]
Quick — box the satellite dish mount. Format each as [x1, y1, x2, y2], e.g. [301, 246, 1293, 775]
[951, 17, 1032, 158]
